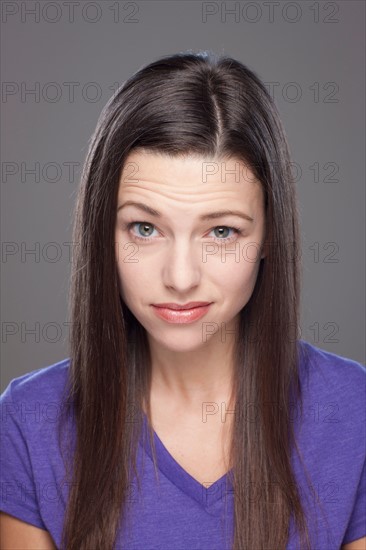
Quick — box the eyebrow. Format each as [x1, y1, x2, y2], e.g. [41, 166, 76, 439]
[117, 201, 254, 223]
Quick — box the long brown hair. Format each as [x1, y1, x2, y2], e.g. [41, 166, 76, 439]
[57, 50, 315, 549]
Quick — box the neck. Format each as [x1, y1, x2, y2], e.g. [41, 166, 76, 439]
[146, 320, 238, 411]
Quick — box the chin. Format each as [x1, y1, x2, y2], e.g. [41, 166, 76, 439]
[148, 331, 214, 352]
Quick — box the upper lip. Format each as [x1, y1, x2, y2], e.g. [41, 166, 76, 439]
[152, 302, 212, 310]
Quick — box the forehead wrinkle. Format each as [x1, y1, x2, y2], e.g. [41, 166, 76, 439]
[119, 153, 264, 209]
[119, 182, 263, 212]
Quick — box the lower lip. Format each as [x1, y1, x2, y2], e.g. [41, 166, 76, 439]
[151, 304, 212, 324]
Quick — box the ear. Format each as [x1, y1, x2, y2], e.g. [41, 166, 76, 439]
[260, 241, 267, 259]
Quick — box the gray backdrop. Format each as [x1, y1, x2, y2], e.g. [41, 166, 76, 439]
[1, 0, 365, 392]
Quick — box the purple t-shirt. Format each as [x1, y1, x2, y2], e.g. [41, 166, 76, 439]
[1, 339, 365, 549]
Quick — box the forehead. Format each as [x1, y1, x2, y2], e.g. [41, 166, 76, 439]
[118, 149, 263, 203]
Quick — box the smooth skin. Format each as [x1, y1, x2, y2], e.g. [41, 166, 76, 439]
[115, 150, 267, 407]
[342, 538, 366, 550]
[0, 512, 56, 549]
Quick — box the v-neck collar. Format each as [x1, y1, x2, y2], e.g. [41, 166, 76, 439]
[139, 411, 233, 510]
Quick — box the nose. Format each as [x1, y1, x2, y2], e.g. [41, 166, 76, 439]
[162, 238, 201, 293]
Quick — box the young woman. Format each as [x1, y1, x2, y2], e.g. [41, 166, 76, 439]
[1, 50, 365, 550]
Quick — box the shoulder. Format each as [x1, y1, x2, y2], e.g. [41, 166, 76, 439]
[294, 339, 365, 455]
[297, 339, 365, 399]
[0, 358, 72, 438]
[1, 358, 71, 404]
[293, 341, 366, 547]
[0, 359, 73, 542]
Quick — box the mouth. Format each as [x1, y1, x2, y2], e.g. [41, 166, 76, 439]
[150, 303, 213, 324]
[151, 302, 212, 311]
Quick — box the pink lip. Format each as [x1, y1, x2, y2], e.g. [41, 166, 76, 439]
[152, 301, 211, 310]
[151, 303, 212, 324]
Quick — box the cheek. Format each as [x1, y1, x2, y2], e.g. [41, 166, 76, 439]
[210, 251, 261, 302]
[115, 239, 153, 305]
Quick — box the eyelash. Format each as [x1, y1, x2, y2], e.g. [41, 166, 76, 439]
[123, 221, 243, 243]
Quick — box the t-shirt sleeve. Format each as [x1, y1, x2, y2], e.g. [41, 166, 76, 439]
[0, 379, 46, 529]
[342, 457, 366, 544]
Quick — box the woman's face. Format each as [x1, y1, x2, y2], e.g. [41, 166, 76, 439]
[115, 150, 266, 353]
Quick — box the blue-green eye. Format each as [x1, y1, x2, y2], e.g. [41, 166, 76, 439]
[124, 222, 243, 243]
[209, 226, 243, 242]
[130, 222, 156, 239]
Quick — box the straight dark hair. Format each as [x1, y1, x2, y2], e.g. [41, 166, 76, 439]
[57, 50, 319, 549]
